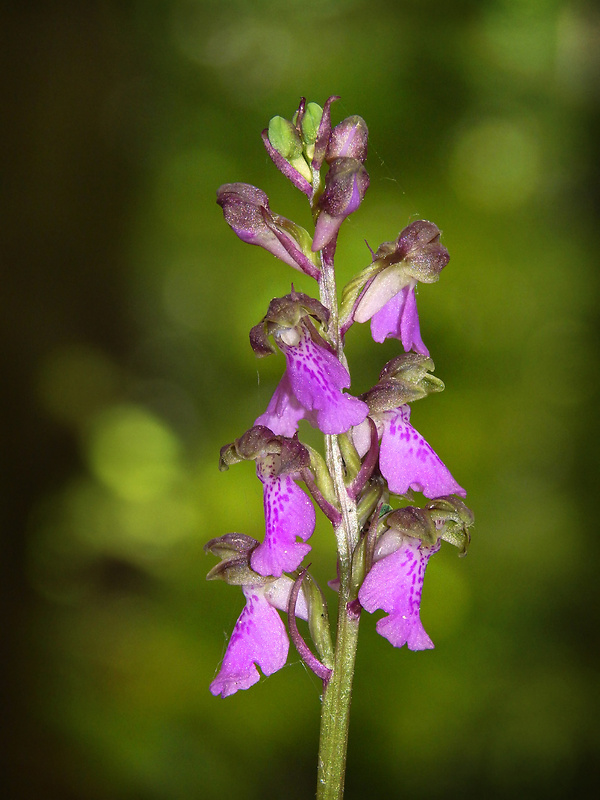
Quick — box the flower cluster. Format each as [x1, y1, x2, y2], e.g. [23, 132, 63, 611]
[207, 97, 473, 698]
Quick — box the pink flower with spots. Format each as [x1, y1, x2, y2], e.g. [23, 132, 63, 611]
[219, 427, 316, 579]
[250, 457, 315, 578]
[256, 326, 368, 436]
[359, 531, 440, 650]
[210, 576, 309, 698]
[353, 404, 465, 498]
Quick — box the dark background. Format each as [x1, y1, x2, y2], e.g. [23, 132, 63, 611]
[2, 1, 599, 798]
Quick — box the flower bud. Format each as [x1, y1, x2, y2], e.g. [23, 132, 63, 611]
[312, 158, 370, 251]
[267, 116, 312, 184]
[326, 115, 368, 163]
[217, 183, 319, 277]
[299, 102, 324, 161]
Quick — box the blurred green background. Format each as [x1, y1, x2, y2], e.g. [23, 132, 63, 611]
[3, 1, 599, 798]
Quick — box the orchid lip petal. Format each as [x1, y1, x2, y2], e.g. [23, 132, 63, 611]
[209, 587, 290, 697]
[250, 470, 315, 578]
[369, 283, 429, 354]
[258, 327, 368, 437]
[358, 536, 440, 651]
[379, 406, 466, 499]
[279, 328, 369, 435]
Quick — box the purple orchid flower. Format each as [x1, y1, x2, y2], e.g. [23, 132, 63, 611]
[352, 221, 449, 350]
[353, 404, 465, 498]
[252, 293, 369, 436]
[256, 325, 368, 436]
[312, 158, 370, 251]
[251, 455, 315, 577]
[210, 574, 309, 698]
[219, 426, 316, 579]
[359, 530, 440, 650]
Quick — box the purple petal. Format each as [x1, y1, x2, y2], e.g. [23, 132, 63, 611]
[379, 406, 466, 498]
[278, 329, 369, 434]
[370, 284, 429, 355]
[250, 472, 315, 577]
[358, 537, 440, 650]
[210, 587, 289, 697]
[399, 284, 428, 354]
[255, 372, 308, 437]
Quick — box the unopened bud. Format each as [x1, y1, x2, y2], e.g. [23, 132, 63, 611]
[299, 102, 323, 161]
[268, 116, 312, 183]
[326, 115, 368, 163]
[312, 158, 369, 251]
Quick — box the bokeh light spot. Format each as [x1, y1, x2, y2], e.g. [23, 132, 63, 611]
[87, 405, 182, 502]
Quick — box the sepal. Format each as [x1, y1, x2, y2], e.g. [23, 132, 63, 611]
[219, 425, 310, 475]
[425, 496, 474, 556]
[362, 354, 444, 414]
[204, 533, 267, 586]
[384, 506, 438, 547]
[372, 220, 449, 280]
[249, 291, 332, 358]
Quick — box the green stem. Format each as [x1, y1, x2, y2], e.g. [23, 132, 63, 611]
[315, 243, 362, 799]
[316, 572, 360, 799]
